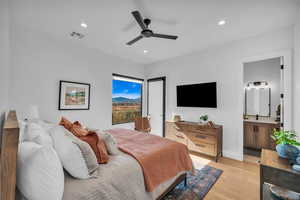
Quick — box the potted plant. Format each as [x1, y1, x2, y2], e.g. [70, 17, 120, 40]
[200, 115, 208, 124]
[271, 129, 300, 160]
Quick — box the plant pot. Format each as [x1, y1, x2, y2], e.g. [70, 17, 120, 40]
[286, 145, 300, 160]
[296, 156, 300, 165]
[276, 144, 288, 158]
[276, 144, 300, 159]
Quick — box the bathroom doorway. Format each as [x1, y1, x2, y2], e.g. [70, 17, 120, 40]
[243, 57, 282, 163]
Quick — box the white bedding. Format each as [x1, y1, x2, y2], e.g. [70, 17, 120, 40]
[16, 120, 187, 200]
[62, 152, 186, 200]
[17, 152, 186, 200]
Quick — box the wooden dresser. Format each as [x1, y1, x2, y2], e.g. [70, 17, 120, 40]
[165, 121, 223, 162]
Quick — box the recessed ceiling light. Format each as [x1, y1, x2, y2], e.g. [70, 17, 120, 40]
[218, 20, 226, 26]
[81, 22, 88, 28]
[143, 50, 148, 54]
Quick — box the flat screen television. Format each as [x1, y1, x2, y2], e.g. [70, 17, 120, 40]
[177, 82, 217, 108]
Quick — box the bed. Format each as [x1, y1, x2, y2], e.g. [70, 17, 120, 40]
[1, 111, 193, 200]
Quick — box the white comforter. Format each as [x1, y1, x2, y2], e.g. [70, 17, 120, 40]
[62, 152, 185, 200]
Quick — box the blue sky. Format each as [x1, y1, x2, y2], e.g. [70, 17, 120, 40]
[112, 80, 142, 99]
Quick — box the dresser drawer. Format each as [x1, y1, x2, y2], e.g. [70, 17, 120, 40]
[166, 122, 181, 136]
[190, 127, 217, 135]
[165, 122, 187, 145]
[173, 134, 187, 145]
[188, 141, 216, 156]
[166, 133, 187, 145]
[189, 132, 216, 144]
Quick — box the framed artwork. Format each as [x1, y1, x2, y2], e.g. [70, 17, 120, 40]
[59, 81, 90, 110]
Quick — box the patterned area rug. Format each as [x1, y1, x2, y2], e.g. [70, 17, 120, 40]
[163, 165, 223, 200]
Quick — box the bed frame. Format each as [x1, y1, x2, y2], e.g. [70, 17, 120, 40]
[0, 111, 186, 200]
[157, 173, 187, 200]
[0, 111, 20, 200]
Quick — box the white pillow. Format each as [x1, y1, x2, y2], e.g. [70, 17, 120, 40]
[98, 131, 120, 155]
[18, 120, 27, 142]
[25, 123, 53, 146]
[50, 126, 92, 179]
[17, 142, 64, 200]
[36, 120, 56, 132]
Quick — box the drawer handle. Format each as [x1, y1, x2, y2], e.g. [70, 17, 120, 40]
[175, 134, 184, 139]
[196, 144, 205, 148]
[195, 135, 206, 139]
[173, 126, 181, 131]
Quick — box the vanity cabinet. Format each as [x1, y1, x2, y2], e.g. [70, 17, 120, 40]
[244, 121, 279, 150]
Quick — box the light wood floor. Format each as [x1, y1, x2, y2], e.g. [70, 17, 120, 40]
[190, 153, 260, 200]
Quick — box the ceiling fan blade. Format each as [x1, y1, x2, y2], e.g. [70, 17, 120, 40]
[152, 33, 178, 40]
[126, 35, 143, 45]
[132, 11, 147, 30]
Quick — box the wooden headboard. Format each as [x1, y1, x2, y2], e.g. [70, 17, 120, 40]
[0, 111, 19, 200]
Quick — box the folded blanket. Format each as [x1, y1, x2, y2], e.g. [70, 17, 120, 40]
[105, 128, 193, 192]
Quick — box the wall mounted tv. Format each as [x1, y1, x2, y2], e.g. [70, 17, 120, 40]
[177, 82, 217, 108]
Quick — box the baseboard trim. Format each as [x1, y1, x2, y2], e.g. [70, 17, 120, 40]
[223, 150, 243, 161]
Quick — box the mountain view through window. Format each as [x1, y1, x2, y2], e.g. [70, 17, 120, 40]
[112, 76, 143, 124]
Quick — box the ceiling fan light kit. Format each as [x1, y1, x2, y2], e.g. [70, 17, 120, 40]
[126, 10, 178, 45]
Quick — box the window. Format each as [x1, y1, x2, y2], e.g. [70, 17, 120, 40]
[112, 74, 143, 125]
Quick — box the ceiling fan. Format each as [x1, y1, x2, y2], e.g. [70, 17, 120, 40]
[126, 11, 178, 45]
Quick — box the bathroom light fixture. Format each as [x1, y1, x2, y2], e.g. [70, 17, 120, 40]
[81, 22, 88, 28]
[143, 50, 148, 54]
[246, 81, 269, 89]
[218, 20, 226, 26]
[70, 31, 85, 39]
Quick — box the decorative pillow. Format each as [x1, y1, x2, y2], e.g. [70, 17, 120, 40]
[63, 128, 99, 174]
[70, 121, 89, 136]
[26, 123, 53, 146]
[59, 117, 73, 131]
[17, 142, 64, 200]
[50, 126, 93, 179]
[36, 120, 56, 132]
[98, 131, 120, 155]
[59, 117, 89, 136]
[78, 132, 109, 164]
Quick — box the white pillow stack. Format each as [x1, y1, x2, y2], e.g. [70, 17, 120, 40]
[17, 142, 64, 200]
[17, 119, 100, 200]
[17, 120, 64, 200]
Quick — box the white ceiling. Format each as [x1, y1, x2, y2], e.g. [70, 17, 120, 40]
[11, 0, 300, 64]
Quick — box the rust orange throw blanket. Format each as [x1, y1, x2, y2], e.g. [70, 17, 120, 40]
[106, 128, 193, 192]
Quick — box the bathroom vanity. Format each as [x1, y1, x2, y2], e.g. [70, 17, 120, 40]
[244, 118, 279, 150]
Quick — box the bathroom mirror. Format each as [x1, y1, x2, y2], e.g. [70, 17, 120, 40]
[245, 87, 271, 117]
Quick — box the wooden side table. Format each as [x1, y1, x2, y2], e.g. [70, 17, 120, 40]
[260, 149, 300, 200]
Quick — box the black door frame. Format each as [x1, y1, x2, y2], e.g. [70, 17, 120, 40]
[147, 77, 166, 137]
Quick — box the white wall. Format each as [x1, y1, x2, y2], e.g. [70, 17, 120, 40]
[294, 14, 300, 136]
[145, 27, 294, 160]
[0, 0, 10, 115]
[9, 26, 145, 130]
[244, 58, 281, 118]
[0, 0, 11, 132]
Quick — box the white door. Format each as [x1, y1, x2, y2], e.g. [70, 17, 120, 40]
[148, 79, 164, 137]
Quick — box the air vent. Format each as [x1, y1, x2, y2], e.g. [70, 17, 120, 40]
[70, 31, 85, 39]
